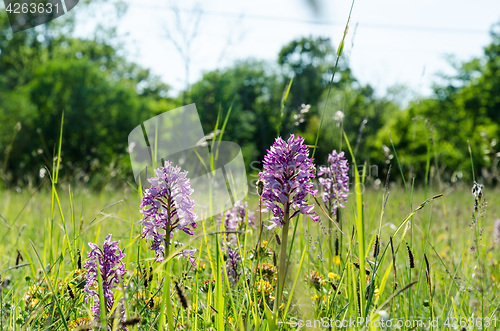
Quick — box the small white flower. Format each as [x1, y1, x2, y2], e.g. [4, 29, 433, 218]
[300, 104, 311, 114]
[333, 110, 345, 122]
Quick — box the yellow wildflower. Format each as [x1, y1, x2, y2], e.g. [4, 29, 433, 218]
[333, 256, 341, 265]
[68, 317, 91, 330]
[328, 273, 340, 280]
[374, 286, 380, 299]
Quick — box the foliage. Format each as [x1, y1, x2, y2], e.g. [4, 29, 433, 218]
[376, 22, 500, 184]
[2, 5, 500, 189]
[0, 11, 178, 187]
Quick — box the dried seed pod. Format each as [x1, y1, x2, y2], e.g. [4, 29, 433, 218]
[174, 281, 188, 309]
[77, 249, 82, 270]
[122, 316, 141, 326]
[424, 254, 432, 297]
[15, 250, 23, 266]
[67, 285, 75, 300]
[406, 244, 415, 269]
[373, 235, 380, 259]
[335, 235, 339, 257]
[256, 179, 264, 197]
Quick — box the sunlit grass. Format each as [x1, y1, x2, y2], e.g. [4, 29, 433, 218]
[1, 178, 499, 330]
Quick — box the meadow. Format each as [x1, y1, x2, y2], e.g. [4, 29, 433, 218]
[0, 163, 499, 330]
[2, 0, 500, 330]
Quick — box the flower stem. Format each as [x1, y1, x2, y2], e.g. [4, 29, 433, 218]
[274, 203, 290, 317]
[328, 204, 332, 270]
[165, 241, 174, 331]
[159, 231, 174, 331]
[252, 198, 264, 289]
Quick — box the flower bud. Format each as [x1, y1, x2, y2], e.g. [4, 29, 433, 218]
[256, 179, 264, 197]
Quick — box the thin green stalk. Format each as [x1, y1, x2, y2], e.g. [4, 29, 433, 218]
[468, 141, 484, 328]
[96, 259, 107, 329]
[215, 231, 225, 331]
[286, 214, 301, 267]
[277, 76, 293, 137]
[273, 203, 290, 318]
[312, 0, 355, 158]
[159, 226, 174, 331]
[252, 197, 264, 290]
[29, 240, 69, 331]
[343, 131, 366, 315]
[282, 245, 307, 320]
[1, 121, 21, 181]
[1, 281, 3, 331]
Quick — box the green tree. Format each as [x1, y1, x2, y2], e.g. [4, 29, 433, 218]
[189, 60, 282, 167]
[375, 21, 500, 185]
[0, 11, 178, 187]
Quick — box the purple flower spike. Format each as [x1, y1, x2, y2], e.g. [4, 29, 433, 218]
[318, 150, 349, 215]
[217, 201, 255, 285]
[219, 201, 255, 244]
[178, 249, 198, 268]
[259, 134, 318, 230]
[140, 161, 197, 262]
[83, 234, 127, 328]
[222, 244, 241, 285]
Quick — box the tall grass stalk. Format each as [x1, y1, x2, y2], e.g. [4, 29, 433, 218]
[343, 131, 366, 315]
[29, 240, 70, 331]
[1, 122, 22, 184]
[468, 140, 485, 328]
[312, 0, 355, 158]
[158, 229, 174, 331]
[277, 77, 293, 137]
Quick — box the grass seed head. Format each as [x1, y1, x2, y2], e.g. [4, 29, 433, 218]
[77, 249, 82, 270]
[122, 316, 141, 326]
[256, 179, 264, 197]
[424, 254, 432, 296]
[15, 250, 23, 266]
[67, 285, 74, 299]
[373, 235, 380, 258]
[406, 244, 415, 269]
[174, 281, 188, 309]
[335, 235, 339, 256]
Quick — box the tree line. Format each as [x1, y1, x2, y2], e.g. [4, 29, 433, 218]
[1, 9, 499, 189]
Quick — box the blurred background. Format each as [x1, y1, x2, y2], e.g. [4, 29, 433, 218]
[1, 0, 500, 190]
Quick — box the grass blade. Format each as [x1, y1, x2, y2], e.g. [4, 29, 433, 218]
[29, 240, 70, 331]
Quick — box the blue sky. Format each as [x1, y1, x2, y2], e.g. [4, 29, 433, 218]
[75, 0, 500, 102]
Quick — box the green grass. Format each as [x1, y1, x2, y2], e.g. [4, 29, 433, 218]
[1, 179, 499, 330]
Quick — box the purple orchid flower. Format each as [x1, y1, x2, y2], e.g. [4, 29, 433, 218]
[140, 161, 197, 262]
[83, 234, 127, 329]
[259, 134, 318, 229]
[318, 150, 349, 215]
